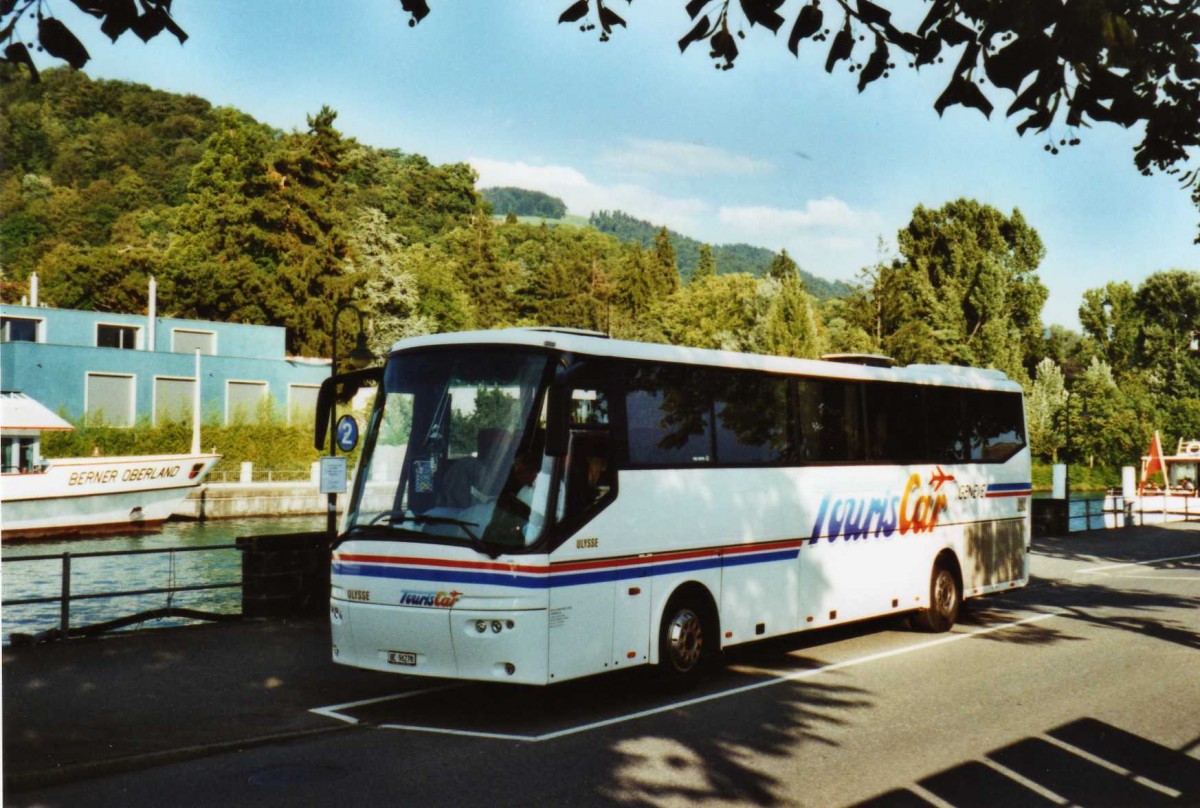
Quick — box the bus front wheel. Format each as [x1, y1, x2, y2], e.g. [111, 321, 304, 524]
[913, 559, 960, 633]
[658, 598, 706, 684]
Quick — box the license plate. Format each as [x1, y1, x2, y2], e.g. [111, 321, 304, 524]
[387, 650, 417, 666]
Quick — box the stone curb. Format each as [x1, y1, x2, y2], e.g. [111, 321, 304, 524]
[4, 724, 356, 793]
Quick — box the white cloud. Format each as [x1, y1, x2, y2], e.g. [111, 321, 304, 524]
[717, 198, 881, 235]
[468, 157, 886, 282]
[469, 157, 710, 233]
[598, 139, 772, 177]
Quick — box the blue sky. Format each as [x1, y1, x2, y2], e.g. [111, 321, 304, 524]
[37, 0, 1199, 328]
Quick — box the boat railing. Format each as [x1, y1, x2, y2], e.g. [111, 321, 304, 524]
[1073, 492, 1200, 531]
[1, 543, 241, 645]
[206, 468, 315, 484]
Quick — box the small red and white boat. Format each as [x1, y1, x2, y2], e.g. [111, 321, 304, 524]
[1104, 433, 1200, 527]
[1, 392, 220, 540]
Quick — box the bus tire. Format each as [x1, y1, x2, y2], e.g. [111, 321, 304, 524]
[913, 557, 960, 633]
[657, 594, 708, 687]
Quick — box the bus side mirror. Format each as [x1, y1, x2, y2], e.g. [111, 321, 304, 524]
[314, 367, 383, 451]
[546, 384, 570, 457]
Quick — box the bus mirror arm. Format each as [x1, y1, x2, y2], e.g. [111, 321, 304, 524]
[546, 384, 570, 457]
[314, 367, 383, 451]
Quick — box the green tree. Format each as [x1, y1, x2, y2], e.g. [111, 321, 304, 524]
[647, 273, 763, 351]
[766, 249, 799, 283]
[650, 226, 681, 299]
[755, 277, 821, 359]
[1133, 269, 1200, 399]
[345, 207, 427, 354]
[869, 199, 1047, 379]
[1079, 281, 1140, 374]
[693, 243, 716, 282]
[1026, 357, 1067, 461]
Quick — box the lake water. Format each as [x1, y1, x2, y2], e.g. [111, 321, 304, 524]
[1, 515, 323, 643]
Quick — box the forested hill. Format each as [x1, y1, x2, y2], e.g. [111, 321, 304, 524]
[480, 187, 567, 219]
[589, 210, 853, 301]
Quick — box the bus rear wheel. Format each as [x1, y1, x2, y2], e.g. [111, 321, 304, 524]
[913, 559, 960, 633]
[658, 598, 706, 685]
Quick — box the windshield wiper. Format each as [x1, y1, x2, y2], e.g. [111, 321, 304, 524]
[368, 512, 490, 553]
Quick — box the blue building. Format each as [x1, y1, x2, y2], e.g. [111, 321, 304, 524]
[1, 286, 330, 429]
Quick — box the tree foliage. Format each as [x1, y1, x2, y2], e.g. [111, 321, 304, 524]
[840, 199, 1048, 381]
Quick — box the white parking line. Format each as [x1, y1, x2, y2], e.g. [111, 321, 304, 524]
[1078, 552, 1200, 575]
[310, 683, 465, 725]
[310, 610, 1064, 742]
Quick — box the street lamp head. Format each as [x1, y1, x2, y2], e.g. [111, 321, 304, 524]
[345, 330, 375, 371]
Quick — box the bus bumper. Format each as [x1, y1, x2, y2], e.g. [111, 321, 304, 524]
[330, 599, 550, 685]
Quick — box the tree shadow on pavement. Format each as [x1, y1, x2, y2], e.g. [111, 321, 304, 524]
[852, 716, 1200, 807]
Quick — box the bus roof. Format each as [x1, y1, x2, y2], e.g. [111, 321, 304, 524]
[387, 328, 1021, 392]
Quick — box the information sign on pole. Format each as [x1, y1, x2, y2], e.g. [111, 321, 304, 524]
[320, 455, 348, 494]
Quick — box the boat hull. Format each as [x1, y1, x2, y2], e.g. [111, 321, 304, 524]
[1, 453, 220, 540]
[1101, 492, 1200, 528]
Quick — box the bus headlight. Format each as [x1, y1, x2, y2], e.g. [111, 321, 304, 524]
[475, 620, 488, 633]
[491, 620, 503, 633]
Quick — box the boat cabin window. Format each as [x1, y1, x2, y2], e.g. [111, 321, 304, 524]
[1, 436, 37, 473]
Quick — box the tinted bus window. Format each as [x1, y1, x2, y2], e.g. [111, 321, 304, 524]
[864, 382, 926, 463]
[923, 386, 969, 463]
[796, 378, 865, 462]
[712, 371, 791, 465]
[626, 365, 713, 466]
[967, 390, 1026, 461]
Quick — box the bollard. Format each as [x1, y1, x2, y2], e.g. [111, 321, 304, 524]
[60, 552, 71, 634]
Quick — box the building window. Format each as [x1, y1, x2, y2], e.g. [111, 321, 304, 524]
[227, 380, 268, 423]
[287, 384, 320, 425]
[154, 377, 196, 424]
[86, 373, 135, 427]
[1, 316, 41, 343]
[97, 323, 140, 350]
[172, 329, 216, 356]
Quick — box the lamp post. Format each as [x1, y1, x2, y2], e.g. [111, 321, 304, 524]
[328, 303, 374, 540]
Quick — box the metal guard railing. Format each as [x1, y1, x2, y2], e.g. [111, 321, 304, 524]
[1, 543, 241, 645]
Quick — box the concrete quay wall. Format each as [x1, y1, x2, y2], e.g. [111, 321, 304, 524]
[177, 482, 330, 520]
[175, 481, 393, 519]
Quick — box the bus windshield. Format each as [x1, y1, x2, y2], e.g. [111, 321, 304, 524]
[346, 348, 553, 552]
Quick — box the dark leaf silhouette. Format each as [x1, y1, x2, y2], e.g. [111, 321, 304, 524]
[38, 17, 89, 69]
[825, 20, 853, 73]
[740, 0, 785, 33]
[788, 2, 823, 56]
[917, 0, 949, 36]
[3, 41, 38, 80]
[857, 35, 888, 91]
[99, 0, 138, 41]
[710, 26, 738, 67]
[67, 0, 106, 16]
[132, 9, 168, 42]
[559, 0, 589, 24]
[856, 0, 890, 28]
[679, 15, 712, 53]
[599, 5, 626, 33]
[685, 0, 708, 18]
[935, 75, 993, 118]
[984, 34, 1048, 92]
[399, 0, 430, 25]
[937, 17, 974, 46]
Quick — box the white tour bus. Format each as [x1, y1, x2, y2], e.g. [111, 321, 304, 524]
[320, 328, 1031, 685]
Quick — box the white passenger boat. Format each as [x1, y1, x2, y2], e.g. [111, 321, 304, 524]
[1, 391, 220, 540]
[1103, 435, 1200, 527]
